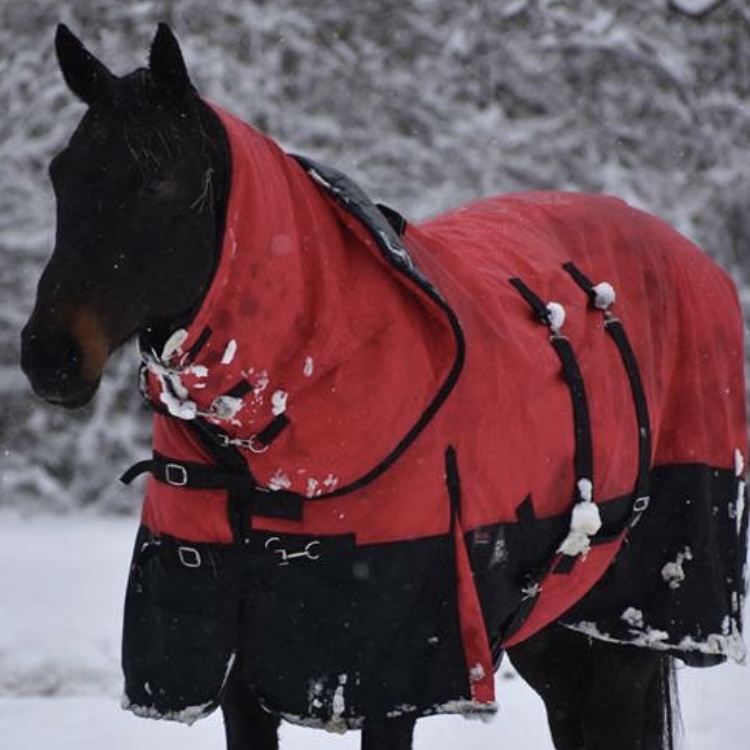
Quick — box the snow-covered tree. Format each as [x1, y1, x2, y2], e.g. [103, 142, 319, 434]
[2, 0, 749, 508]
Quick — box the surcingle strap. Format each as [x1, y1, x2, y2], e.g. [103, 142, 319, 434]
[508, 278, 594, 503]
[562, 262, 652, 529]
[509, 277, 597, 575]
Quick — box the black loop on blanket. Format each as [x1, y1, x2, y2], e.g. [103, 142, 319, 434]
[509, 277, 594, 504]
[562, 262, 652, 528]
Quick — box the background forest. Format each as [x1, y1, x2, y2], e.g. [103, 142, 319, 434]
[1, 0, 750, 510]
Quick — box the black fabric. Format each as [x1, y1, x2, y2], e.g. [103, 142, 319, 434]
[122, 526, 240, 720]
[468, 504, 573, 643]
[122, 525, 471, 727]
[469, 491, 633, 653]
[376, 202, 408, 236]
[237, 532, 470, 725]
[560, 464, 749, 666]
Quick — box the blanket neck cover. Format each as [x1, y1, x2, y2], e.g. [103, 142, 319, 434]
[121, 104, 749, 730]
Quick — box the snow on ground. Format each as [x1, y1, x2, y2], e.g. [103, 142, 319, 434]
[0, 511, 747, 749]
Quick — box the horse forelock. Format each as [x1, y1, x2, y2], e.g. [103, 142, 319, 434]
[64, 68, 205, 180]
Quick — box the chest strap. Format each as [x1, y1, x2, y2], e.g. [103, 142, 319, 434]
[120, 452, 304, 521]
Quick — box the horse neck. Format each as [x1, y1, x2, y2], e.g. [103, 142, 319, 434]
[196, 118, 433, 388]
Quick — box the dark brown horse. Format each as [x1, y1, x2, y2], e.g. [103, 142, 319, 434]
[21, 24, 747, 750]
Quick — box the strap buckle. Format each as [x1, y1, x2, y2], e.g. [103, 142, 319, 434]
[264, 536, 322, 565]
[633, 495, 650, 513]
[629, 495, 651, 527]
[165, 462, 189, 487]
[177, 545, 202, 568]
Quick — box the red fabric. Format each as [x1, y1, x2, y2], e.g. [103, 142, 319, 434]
[141, 105, 747, 685]
[453, 516, 495, 702]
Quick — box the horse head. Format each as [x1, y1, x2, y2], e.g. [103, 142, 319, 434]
[21, 24, 227, 408]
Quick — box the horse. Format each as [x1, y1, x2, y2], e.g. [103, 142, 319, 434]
[21, 24, 748, 750]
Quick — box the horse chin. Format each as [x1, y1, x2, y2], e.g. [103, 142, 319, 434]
[35, 379, 100, 410]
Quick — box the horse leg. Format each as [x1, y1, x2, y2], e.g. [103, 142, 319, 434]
[221, 669, 281, 750]
[582, 636, 676, 750]
[507, 623, 589, 750]
[361, 716, 416, 750]
[508, 623, 677, 750]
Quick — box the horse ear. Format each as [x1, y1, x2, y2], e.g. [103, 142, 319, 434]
[55, 24, 115, 105]
[149, 23, 192, 98]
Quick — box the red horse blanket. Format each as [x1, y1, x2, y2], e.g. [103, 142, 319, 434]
[121, 105, 748, 729]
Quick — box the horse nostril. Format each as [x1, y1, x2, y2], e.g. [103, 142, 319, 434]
[57, 334, 83, 382]
[21, 327, 84, 389]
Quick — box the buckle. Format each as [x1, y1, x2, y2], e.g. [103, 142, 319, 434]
[177, 546, 202, 568]
[165, 462, 188, 487]
[629, 495, 651, 528]
[216, 432, 269, 454]
[633, 495, 650, 513]
[264, 536, 322, 565]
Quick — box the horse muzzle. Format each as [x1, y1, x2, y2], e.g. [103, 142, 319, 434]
[20, 309, 109, 409]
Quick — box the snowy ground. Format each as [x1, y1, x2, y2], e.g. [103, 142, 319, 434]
[0, 511, 747, 749]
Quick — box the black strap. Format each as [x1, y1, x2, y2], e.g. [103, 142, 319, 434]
[508, 278, 555, 326]
[223, 379, 254, 398]
[561, 263, 598, 306]
[550, 336, 594, 494]
[211, 414, 291, 453]
[509, 276, 596, 581]
[562, 262, 652, 528]
[187, 418, 261, 544]
[445, 446, 461, 520]
[254, 413, 291, 448]
[509, 277, 594, 501]
[602, 320, 652, 508]
[120, 453, 304, 521]
[185, 326, 213, 364]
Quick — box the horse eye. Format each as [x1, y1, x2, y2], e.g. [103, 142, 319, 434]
[143, 177, 173, 196]
[141, 177, 178, 198]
